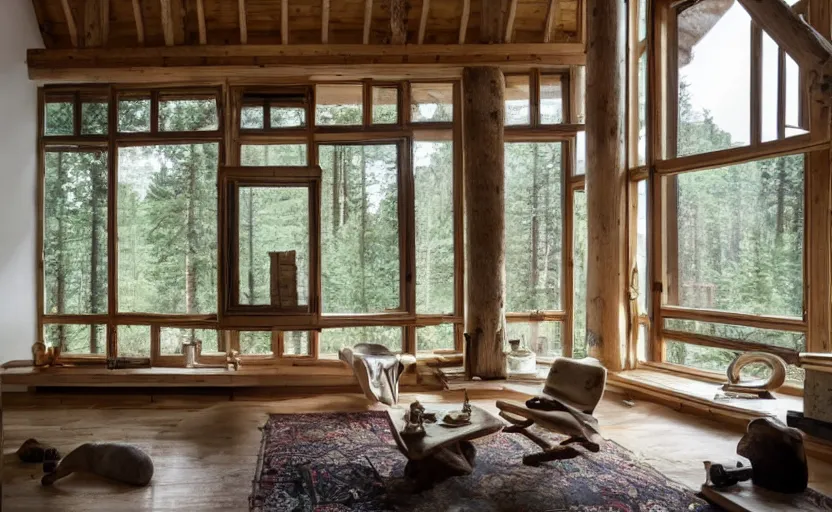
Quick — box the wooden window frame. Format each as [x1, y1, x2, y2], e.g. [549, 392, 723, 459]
[643, 0, 832, 384]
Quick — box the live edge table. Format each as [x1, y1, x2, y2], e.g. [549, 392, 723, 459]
[386, 404, 503, 488]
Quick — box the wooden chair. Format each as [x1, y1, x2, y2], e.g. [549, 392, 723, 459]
[496, 356, 607, 466]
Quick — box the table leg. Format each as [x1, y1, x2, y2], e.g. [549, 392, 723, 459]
[404, 440, 477, 489]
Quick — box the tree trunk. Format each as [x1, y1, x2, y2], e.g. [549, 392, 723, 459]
[585, 0, 626, 371]
[463, 66, 507, 380]
[332, 146, 340, 234]
[88, 154, 103, 353]
[360, 146, 368, 311]
[186, 146, 198, 314]
[775, 158, 787, 246]
[55, 151, 67, 351]
[530, 143, 539, 305]
[247, 188, 255, 303]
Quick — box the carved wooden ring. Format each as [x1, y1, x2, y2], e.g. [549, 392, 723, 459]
[725, 352, 788, 392]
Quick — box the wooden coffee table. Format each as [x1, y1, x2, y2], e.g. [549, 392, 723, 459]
[386, 404, 503, 488]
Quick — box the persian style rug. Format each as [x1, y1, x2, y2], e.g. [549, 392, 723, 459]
[251, 411, 718, 512]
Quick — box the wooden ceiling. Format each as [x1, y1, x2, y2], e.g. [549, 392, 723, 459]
[32, 0, 582, 50]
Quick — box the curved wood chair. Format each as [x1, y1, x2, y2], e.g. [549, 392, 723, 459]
[496, 356, 607, 466]
[339, 343, 416, 406]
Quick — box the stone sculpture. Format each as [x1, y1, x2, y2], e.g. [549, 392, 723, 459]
[722, 352, 788, 398]
[339, 343, 416, 406]
[737, 417, 808, 494]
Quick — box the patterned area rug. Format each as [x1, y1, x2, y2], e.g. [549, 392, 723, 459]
[251, 411, 718, 511]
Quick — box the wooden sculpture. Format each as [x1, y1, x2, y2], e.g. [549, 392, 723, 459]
[737, 417, 808, 493]
[722, 352, 788, 398]
[339, 343, 416, 406]
[496, 356, 607, 465]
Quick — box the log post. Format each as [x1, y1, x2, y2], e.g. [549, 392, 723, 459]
[585, 0, 627, 371]
[463, 66, 507, 380]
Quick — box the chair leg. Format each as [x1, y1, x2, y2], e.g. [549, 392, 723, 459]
[522, 445, 582, 466]
[559, 435, 600, 452]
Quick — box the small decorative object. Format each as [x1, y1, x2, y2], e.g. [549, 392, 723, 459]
[338, 343, 416, 405]
[183, 340, 198, 368]
[106, 357, 151, 369]
[440, 389, 473, 427]
[737, 417, 808, 493]
[269, 250, 298, 308]
[32, 342, 61, 367]
[704, 460, 753, 488]
[227, 350, 242, 371]
[722, 352, 788, 398]
[506, 338, 536, 376]
[401, 401, 427, 437]
[462, 389, 472, 415]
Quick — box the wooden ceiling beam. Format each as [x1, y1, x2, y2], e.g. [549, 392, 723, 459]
[60, 0, 79, 47]
[480, 0, 503, 43]
[239, 0, 248, 44]
[390, 0, 407, 44]
[363, 0, 373, 44]
[282, 0, 289, 44]
[504, 0, 518, 43]
[132, 0, 145, 45]
[321, 0, 330, 44]
[82, 0, 107, 48]
[160, 0, 175, 46]
[418, 0, 430, 44]
[27, 43, 586, 82]
[459, 0, 470, 44]
[543, 0, 558, 43]
[196, 0, 207, 44]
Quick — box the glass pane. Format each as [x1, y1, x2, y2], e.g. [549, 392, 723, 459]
[785, 54, 805, 135]
[372, 87, 399, 124]
[505, 142, 563, 312]
[638, 0, 647, 40]
[761, 32, 778, 143]
[159, 98, 218, 132]
[44, 150, 108, 315]
[666, 340, 805, 384]
[573, 190, 588, 358]
[283, 331, 310, 355]
[636, 180, 648, 314]
[575, 131, 586, 175]
[118, 325, 150, 357]
[673, 154, 804, 317]
[44, 101, 74, 136]
[81, 102, 108, 135]
[240, 331, 272, 355]
[160, 328, 219, 355]
[637, 53, 647, 165]
[118, 98, 151, 133]
[664, 319, 805, 351]
[540, 75, 564, 125]
[319, 326, 402, 355]
[415, 140, 454, 315]
[417, 324, 455, 352]
[411, 83, 453, 123]
[238, 186, 310, 307]
[117, 144, 219, 313]
[677, 1, 751, 156]
[271, 106, 306, 128]
[637, 323, 648, 361]
[506, 322, 562, 358]
[315, 84, 363, 126]
[44, 324, 105, 354]
[505, 75, 530, 125]
[319, 144, 400, 314]
[241, 144, 307, 166]
[241, 105, 265, 129]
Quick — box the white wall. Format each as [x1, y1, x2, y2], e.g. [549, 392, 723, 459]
[0, 0, 44, 362]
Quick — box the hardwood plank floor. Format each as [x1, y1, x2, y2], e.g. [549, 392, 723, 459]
[3, 388, 831, 511]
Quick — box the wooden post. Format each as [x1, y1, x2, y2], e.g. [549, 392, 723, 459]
[463, 66, 507, 380]
[585, 0, 627, 371]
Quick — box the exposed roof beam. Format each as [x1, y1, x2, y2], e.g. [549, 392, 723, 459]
[27, 43, 586, 82]
[321, 0, 330, 43]
[60, 0, 79, 47]
[390, 0, 407, 44]
[480, 0, 503, 43]
[196, 0, 207, 44]
[132, 0, 145, 45]
[282, 0, 289, 44]
[159, 0, 175, 46]
[504, 0, 518, 43]
[363, 0, 373, 44]
[543, 0, 558, 43]
[458, 0, 470, 44]
[239, 0, 247, 44]
[418, 0, 430, 44]
[31, 0, 55, 47]
[83, 0, 106, 48]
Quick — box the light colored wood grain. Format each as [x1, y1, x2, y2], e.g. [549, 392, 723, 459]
[418, 0, 430, 44]
[61, 0, 79, 47]
[321, 0, 330, 43]
[458, 0, 470, 44]
[282, 0, 289, 44]
[159, 0, 175, 46]
[132, 0, 145, 45]
[363, 0, 373, 44]
[543, 0, 558, 43]
[197, 0, 207, 44]
[504, 0, 518, 43]
[239, 0, 248, 44]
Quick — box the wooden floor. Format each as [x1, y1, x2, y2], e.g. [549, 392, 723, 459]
[3, 387, 832, 511]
